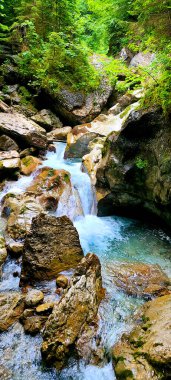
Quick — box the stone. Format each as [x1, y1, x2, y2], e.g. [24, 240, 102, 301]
[0, 150, 20, 173]
[0, 235, 7, 277]
[31, 109, 63, 131]
[50, 57, 113, 124]
[36, 303, 54, 314]
[20, 308, 47, 335]
[82, 137, 106, 185]
[56, 274, 68, 289]
[96, 107, 171, 227]
[48, 144, 56, 152]
[41, 253, 103, 369]
[130, 52, 155, 67]
[21, 155, 41, 175]
[47, 126, 72, 142]
[2, 193, 44, 240]
[0, 292, 24, 331]
[7, 241, 24, 257]
[0, 135, 19, 151]
[0, 112, 47, 148]
[20, 147, 37, 158]
[20, 213, 83, 284]
[112, 294, 171, 379]
[25, 289, 44, 307]
[64, 102, 139, 159]
[106, 261, 170, 299]
[27, 166, 72, 211]
[65, 128, 98, 158]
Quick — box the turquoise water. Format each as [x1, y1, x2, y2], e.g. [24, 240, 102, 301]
[0, 142, 171, 380]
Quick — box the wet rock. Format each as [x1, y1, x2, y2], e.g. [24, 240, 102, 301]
[0, 236, 7, 277]
[48, 144, 56, 152]
[20, 213, 83, 284]
[0, 112, 47, 148]
[47, 126, 72, 142]
[25, 289, 44, 307]
[112, 294, 171, 379]
[20, 147, 37, 158]
[107, 261, 170, 299]
[0, 292, 24, 331]
[65, 126, 98, 158]
[0, 135, 19, 151]
[2, 193, 43, 240]
[31, 109, 63, 131]
[36, 303, 54, 315]
[27, 166, 72, 211]
[21, 309, 47, 335]
[41, 253, 103, 369]
[82, 137, 106, 185]
[7, 240, 24, 257]
[65, 102, 139, 159]
[0, 150, 21, 173]
[56, 274, 68, 289]
[21, 155, 41, 175]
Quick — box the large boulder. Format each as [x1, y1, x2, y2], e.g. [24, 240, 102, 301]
[106, 261, 170, 299]
[64, 102, 139, 159]
[0, 292, 24, 331]
[41, 253, 103, 369]
[112, 294, 171, 379]
[50, 77, 113, 125]
[97, 108, 171, 227]
[31, 109, 63, 131]
[0, 112, 47, 148]
[20, 213, 83, 284]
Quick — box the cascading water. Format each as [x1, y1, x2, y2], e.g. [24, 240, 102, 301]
[0, 142, 171, 380]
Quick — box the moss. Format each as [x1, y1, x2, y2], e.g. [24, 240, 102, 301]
[63, 173, 70, 183]
[22, 156, 33, 167]
[102, 140, 111, 158]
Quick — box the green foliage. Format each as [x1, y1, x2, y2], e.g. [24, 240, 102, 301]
[135, 157, 148, 170]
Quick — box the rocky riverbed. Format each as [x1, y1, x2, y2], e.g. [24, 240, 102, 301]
[0, 86, 171, 379]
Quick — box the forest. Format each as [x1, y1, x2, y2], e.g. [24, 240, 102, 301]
[0, 0, 171, 113]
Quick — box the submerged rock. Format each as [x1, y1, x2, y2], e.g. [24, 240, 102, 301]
[31, 109, 63, 131]
[0, 112, 47, 148]
[0, 292, 24, 331]
[107, 261, 170, 299]
[41, 253, 103, 369]
[20, 213, 83, 284]
[112, 294, 171, 379]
